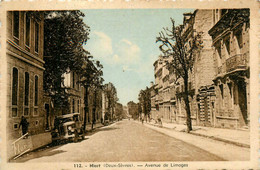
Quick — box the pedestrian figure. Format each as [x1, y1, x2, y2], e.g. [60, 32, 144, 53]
[19, 116, 29, 137]
[157, 117, 162, 127]
[54, 116, 60, 132]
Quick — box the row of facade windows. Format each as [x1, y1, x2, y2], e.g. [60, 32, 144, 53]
[215, 26, 245, 67]
[218, 82, 241, 110]
[13, 11, 40, 53]
[12, 67, 39, 117]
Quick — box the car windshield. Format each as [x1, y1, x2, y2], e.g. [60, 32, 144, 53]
[73, 115, 79, 121]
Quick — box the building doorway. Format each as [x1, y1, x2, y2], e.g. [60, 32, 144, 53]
[45, 104, 50, 130]
[237, 80, 248, 126]
[203, 97, 210, 126]
[211, 102, 215, 126]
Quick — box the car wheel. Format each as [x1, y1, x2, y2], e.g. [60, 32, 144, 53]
[73, 130, 79, 142]
[81, 134, 85, 140]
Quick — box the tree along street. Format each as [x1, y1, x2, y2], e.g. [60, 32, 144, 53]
[14, 120, 224, 162]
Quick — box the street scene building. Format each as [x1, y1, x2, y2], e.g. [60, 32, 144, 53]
[6, 11, 52, 159]
[7, 11, 46, 139]
[149, 9, 250, 130]
[208, 9, 250, 129]
[6, 11, 121, 160]
[3, 8, 253, 166]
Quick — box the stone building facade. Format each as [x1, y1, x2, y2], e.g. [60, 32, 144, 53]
[152, 55, 166, 121]
[151, 9, 250, 130]
[6, 11, 46, 139]
[152, 10, 216, 126]
[87, 87, 103, 124]
[62, 71, 103, 125]
[62, 71, 85, 116]
[175, 10, 216, 126]
[191, 9, 216, 127]
[6, 11, 52, 159]
[208, 9, 250, 129]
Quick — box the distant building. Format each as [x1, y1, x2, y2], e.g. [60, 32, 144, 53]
[60, 71, 85, 119]
[62, 71, 103, 125]
[127, 101, 139, 119]
[115, 102, 124, 120]
[150, 81, 157, 120]
[208, 9, 250, 129]
[153, 55, 167, 121]
[123, 105, 129, 118]
[88, 87, 103, 124]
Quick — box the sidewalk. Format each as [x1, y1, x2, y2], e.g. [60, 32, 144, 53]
[85, 122, 104, 131]
[145, 120, 250, 148]
[85, 121, 116, 131]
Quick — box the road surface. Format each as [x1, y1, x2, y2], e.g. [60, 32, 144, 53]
[15, 119, 224, 162]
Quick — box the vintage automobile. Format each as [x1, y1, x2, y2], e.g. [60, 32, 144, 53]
[51, 113, 85, 142]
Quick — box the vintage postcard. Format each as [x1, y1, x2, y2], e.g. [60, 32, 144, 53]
[0, 0, 259, 169]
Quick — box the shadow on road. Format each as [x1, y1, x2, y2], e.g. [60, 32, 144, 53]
[86, 126, 118, 137]
[13, 125, 119, 162]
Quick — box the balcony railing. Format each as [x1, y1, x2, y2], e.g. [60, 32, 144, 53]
[226, 53, 248, 73]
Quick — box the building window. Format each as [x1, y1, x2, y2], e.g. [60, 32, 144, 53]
[72, 72, 75, 89]
[13, 123, 19, 130]
[219, 84, 224, 107]
[25, 13, 30, 47]
[77, 76, 80, 90]
[24, 72, 29, 116]
[234, 29, 243, 52]
[233, 84, 238, 105]
[34, 75, 38, 106]
[77, 100, 80, 113]
[34, 75, 39, 116]
[13, 11, 19, 39]
[228, 83, 234, 109]
[72, 99, 75, 113]
[35, 22, 39, 53]
[216, 44, 222, 66]
[215, 9, 219, 22]
[12, 67, 18, 117]
[224, 37, 230, 56]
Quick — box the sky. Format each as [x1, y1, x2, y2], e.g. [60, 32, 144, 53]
[82, 9, 194, 106]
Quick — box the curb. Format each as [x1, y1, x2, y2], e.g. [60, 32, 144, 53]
[145, 122, 250, 148]
[85, 121, 116, 132]
[189, 132, 250, 148]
